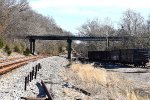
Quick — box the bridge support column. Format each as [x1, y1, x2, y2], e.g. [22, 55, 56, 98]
[29, 39, 33, 54]
[33, 39, 35, 55]
[106, 38, 110, 50]
[67, 39, 72, 60]
[29, 39, 35, 55]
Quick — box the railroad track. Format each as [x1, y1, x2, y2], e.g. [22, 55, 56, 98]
[0, 57, 24, 63]
[0, 56, 43, 75]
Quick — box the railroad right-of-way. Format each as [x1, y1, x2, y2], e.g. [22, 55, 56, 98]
[0, 56, 69, 100]
[1, 56, 150, 100]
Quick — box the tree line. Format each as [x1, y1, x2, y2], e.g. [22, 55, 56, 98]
[0, 0, 70, 55]
[0, 0, 149, 56]
[76, 9, 150, 56]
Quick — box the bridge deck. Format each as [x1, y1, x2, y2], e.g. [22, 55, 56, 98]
[26, 35, 129, 41]
[26, 35, 129, 59]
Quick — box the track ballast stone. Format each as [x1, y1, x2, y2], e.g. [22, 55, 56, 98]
[0, 56, 69, 100]
[1, 56, 150, 100]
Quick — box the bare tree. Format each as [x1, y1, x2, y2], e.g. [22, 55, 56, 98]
[120, 9, 144, 36]
[76, 18, 115, 56]
[0, 0, 70, 55]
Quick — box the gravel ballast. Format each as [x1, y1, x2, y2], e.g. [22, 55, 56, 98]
[1, 56, 150, 100]
[0, 56, 69, 100]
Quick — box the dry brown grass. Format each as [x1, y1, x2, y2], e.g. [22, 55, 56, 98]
[126, 90, 150, 100]
[62, 88, 93, 100]
[70, 64, 107, 85]
[63, 63, 150, 99]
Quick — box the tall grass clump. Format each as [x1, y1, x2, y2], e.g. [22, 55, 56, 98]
[14, 45, 20, 53]
[23, 47, 30, 56]
[70, 64, 107, 85]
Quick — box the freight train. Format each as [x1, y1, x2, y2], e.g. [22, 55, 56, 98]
[88, 49, 149, 67]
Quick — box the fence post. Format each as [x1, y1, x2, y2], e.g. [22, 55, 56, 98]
[25, 77, 27, 91]
[38, 63, 41, 69]
[32, 67, 34, 79]
[35, 66, 37, 79]
[30, 72, 32, 82]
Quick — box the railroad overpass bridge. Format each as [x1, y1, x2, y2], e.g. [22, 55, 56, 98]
[26, 35, 129, 59]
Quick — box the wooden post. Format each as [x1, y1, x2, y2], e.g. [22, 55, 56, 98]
[30, 72, 32, 82]
[35, 70, 37, 79]
[32, 67, 34, 78]
[38, 63, 41, 69]
[25, 77, 27, 91]
[35, 66, 37, 79]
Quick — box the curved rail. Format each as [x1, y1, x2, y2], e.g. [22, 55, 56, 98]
[0, 56, 43, 75]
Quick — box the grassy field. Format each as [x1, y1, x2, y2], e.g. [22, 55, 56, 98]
[62, 63, 150, 100]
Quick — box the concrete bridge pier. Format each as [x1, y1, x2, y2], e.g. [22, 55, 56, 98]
[67, 39, 72, 60]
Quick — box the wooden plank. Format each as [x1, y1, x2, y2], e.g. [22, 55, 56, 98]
[41, 80, 53, 100]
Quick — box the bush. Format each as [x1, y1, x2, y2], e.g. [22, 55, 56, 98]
[0, 39, 4, 49]
[20, 43, 25, 53]
[58, 46, 63, 53]
[23, 47, 30, 56]
[5, 45, 9, 51]
[4, 45, 12, 56]
[14, 45, 20, 53]
[7, 50, 12, 55]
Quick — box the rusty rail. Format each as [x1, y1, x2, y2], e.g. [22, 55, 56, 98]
[21, 97, 46, 100]
[21, 80, 53, 100]
[41, 80, 53, 100]
[0, 56, 43, 75]
[0, 56, 24, 63]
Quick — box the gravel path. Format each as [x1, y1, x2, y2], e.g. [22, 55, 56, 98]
[0, 56, 69, 100]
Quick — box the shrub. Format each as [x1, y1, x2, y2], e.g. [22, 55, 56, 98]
[7, 50, 12, 55]
[0, 38, 4, 49]
[23, 47, 30, 56]
[20, 43, 25, 53]
[14, 45, 20, 53]
[58, 46, 62, 53]
[4, 45, 12, 56]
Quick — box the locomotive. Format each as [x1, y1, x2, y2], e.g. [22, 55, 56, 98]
[88, 48, 149, 67]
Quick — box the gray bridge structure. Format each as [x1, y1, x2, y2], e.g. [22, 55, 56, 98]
[26, 35, 129, 60]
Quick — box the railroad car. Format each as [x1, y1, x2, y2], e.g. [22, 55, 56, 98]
[88, 48, 149, 67]
[88, 51, 110, 62]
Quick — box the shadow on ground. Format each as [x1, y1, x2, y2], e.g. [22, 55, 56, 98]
[94, 62, 132, 69]
[36, 82, 46, 98]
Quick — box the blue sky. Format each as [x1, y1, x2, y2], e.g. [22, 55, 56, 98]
[28, 0, 150, 33]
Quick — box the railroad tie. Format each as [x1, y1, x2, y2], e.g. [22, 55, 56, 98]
[63, 82, 91, 96]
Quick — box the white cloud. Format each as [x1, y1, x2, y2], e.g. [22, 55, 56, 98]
[30, 0, 150, 9]
[29, 0, 150, 32]
[29, 0, 150, 16]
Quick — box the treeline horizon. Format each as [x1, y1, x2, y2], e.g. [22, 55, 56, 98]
[0, 0, 150, 56]
[76, 10, 150, 56]
[0, 0, 70, 55]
